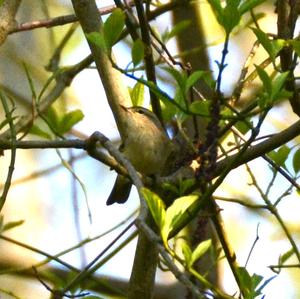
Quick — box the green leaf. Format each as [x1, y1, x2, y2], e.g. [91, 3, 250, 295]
[160, 98, 178, 122]
[163, 67, 187, 92]
[189, 100, 210, 116]
[162, 195, 198, 244]
[0, 0, 4, 7]
[103, 8, 125, 50]
[129, 80, 145, 106]
[252, 28, 285, 61]
[255, 65, 272, 96]
[174, 87, 186, 108]
[293, 148, 300, 173]
[178, 179, 196, 195]
[28, 124, 51, 139]
[207, 0, 224, 27]
[1, 220, 25, 233]
[86, 32, 106, 52]
[222, 0, 241, 34]
[279, 248, 294, 265]
[268, 145, 291, 168]
[166, 20, 191, 41]
[141, 188, 166, 230]
[131, 39, 144, 67]
[189, 239, 212, 268]
[235, 119, 251, 135]
[181, 242, 192, 266]
[45, 106, 60, 132]
[185, 71, 207, 93]
[271, 71, 289, 101]
[239, 0, 265, 15]
[59, 109, 84, 134]
[289, 39, 300, 57]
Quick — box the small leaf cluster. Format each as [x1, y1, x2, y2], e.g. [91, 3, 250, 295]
[255, 66, 290, 109]
[268, 145, 300, 175]
[87, 8, 125, 54]
[30, 107, 84, 139]
[237, 267, 275, 299]
[142, 188, 212, 268]
[162, 67, 213, 120]
[207, 0, 264, 35]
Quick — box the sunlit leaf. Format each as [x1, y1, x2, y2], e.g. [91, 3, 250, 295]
[268, 145, 291, 168]
[141, 188, 166, 230]
[103, 8, 125, 50]
[59, 109, 84, 134]
[129, 80, 145, 106]
[189, 239, 212, 268]
[181, 241, 192, 266]
[255, 65, 272, 96]
[293, 148, 300, 173]
[162, 195, 198, 244]
[185, 71, 208, 93]
[189, 100, 210, 116]
[28, 124, 51, 139]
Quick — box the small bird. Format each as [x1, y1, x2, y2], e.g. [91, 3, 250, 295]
[106, 105, 174, 205]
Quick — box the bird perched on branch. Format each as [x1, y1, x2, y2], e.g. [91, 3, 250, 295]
[106, 105, 174, 205]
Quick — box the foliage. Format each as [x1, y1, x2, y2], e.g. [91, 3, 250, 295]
[0, 1, 299, 299]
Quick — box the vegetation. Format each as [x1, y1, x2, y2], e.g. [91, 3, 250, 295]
[0, 0, 300, 298]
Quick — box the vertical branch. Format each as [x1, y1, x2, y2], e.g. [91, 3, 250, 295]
[134, 0, 162, 123]
[0, 0, 22, 45]
[276, 0, 300, 115]
[71, 0, 132, 140]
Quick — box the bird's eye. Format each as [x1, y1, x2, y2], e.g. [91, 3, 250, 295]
[137, 108, 145, 114]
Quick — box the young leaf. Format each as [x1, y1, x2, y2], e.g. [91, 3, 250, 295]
[141, 187, 166, 230]
[1, 220, 25, 233]
[271, 71, 289, 101]
[45, 106, 60, 132]
[131, 39, 144, 67]
[289, 39, 300, 57]
[268, 145, 290, 168]
[235, 119, 251, 135]
[255, 65, 272, 96]
[239, 0, 265, 15]
[103, 8, 125, 50]
[181, 242, 192, 266]
[162, 195, 198, 244]
[222, 0, 241, 34]
[59, 109, 84, 134]
[189, 239, 212, 268]
[293, 148, 300, 173]
[28, 124, 51, 139]
[185, 71, 208, 93]
[129, 80, 145, 106]
[252, 28, 285, 61]
[189, 100, 210, 116]
[279, 247, 294, 265]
